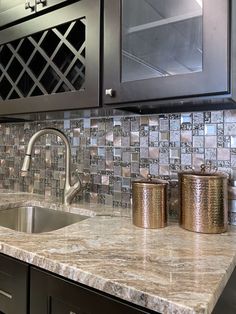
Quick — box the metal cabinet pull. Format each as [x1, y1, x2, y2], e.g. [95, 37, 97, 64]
[36, 0, 47, 6]
[105, 88, 114, 97]
[25, 1, 36, 11]
[0, 289, 12, 299]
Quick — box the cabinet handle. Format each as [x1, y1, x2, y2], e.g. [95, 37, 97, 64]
[25, 1, 36, 11]
[0, 289, 12, 299]
[105, 88, 114, 97]
[36, 0, 47, 6]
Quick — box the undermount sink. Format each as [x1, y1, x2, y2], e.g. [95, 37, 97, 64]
[0, 206, 89, 233]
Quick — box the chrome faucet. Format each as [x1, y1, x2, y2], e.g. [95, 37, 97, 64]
[21, 128, 82, 205]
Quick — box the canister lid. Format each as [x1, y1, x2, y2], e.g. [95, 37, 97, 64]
[132, 174, 168, 185]
[179, 164, 228, 179]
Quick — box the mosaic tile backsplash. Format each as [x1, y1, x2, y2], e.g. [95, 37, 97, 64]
[1, 110, 236, 215]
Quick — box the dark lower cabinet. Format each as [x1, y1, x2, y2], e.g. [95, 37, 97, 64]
[30, 268, 154, 314]
[0, 254, 29, 314]
[212, 267, 236, 314]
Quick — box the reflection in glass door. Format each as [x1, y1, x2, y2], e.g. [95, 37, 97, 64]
[122, 0, 203, 82]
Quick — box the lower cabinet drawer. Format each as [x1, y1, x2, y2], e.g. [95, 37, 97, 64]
[0, 253, 29, 314]
[30, 267, 155, 314]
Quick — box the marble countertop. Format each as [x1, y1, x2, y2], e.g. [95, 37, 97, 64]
[0, 192, 235, 314]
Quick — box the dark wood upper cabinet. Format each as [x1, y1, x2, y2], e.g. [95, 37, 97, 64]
[0, 0, 100, 114]
[0, 1, 77, 29]
[1, 0, 235, 116]
[103, 0, 232, 107]
[0, 0, 34, 28]
[36, 0, 72, 12]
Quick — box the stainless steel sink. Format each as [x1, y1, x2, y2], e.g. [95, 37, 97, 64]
[0, 206, 89, 233]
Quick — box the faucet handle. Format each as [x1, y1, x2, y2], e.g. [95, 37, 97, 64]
[21, 154, 31, 176]
[64, 174, 83, 206]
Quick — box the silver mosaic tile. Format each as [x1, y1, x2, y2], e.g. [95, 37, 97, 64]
[181, 113, 192, 124]
[231, 155, 236, 167]
[224, 110, 236, 123]
[170, 148, 180, 159]
[159, 132, 169, 141]
[205, 136, 217, 148]
[205, 124, 217, 136]
[181, 154, 192, 166]
[205, 148, 217, 160]
[192, 154, 204, 168]
[160, 119, 169, 131]
[204, 112, 211, 123]
[149, 131, 159, 146]
[231, 136, 236, 148]
[131, 132, 139, 146]
[149, 147, 159, 159]
[170, 131, 180, 142]
[181, 131, 192, 143]
[193, 136, 204, 148]
[140, 148, 149, 159]
[148, 116, 159, 127]
[170, 119, 180, 131]
[217, 148, 230, 161]
[0, 109, 236, 211]
[193, 112, 204, 124]
[159, 165, 169, 175]
[211, 111, 223, 123]
[140, 136, 149, 147]
[149, 162, 159, 176]
[224, 124, 236, 136]
[130, 117, 140, 132]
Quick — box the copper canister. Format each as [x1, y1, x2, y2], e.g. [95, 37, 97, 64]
[132, 177, 168, 229]
[179, 169, 228, 233]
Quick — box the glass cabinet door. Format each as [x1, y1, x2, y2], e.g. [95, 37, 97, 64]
[104, 0, 228, 105]
[122, 0, 203, 82]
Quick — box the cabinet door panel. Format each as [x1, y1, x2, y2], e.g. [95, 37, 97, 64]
[122, 0, 203, 82]
[0, 0, 100, 114]
[50, 297, 83, 314]
[36, 0, 72, 12]
[0, 0, 35, 28]
[0, 254, 29, 314]
[30, 267, 155, 314]
[104, 0, 228, 105]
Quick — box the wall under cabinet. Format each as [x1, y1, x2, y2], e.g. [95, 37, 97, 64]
[0, 109, 235, 218]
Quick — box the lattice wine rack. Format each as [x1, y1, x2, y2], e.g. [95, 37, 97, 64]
[0, 18, 86, 101]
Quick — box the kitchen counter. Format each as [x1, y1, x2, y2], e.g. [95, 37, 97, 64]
[0, 192, 235, 314]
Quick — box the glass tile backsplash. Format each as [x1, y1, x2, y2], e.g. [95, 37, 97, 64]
[0, 110, 236, 215]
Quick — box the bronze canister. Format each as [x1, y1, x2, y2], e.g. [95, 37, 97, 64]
[179, 169, 228, 233]
[132, 177, 168, 229]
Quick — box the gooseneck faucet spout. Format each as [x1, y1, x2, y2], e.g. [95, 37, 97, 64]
[21, 128, 82, 206]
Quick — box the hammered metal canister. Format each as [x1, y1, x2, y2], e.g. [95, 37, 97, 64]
[228, 179, 236, 225]
[179, 170, 228, 234]
[132, 177, 168, 229]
